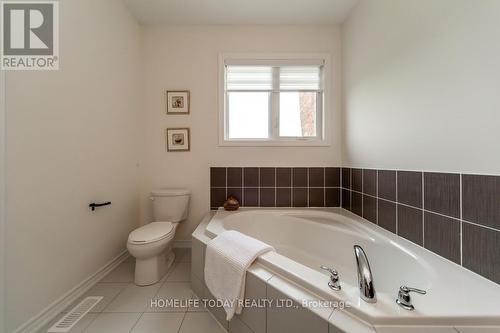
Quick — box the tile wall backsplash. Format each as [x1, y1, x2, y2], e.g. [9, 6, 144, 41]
[209, 166, 500, 285]
[341, 167, 500, 284]
[210, 167, 341, 210]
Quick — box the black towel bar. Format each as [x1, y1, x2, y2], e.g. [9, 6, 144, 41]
[89, 202, 111, 211]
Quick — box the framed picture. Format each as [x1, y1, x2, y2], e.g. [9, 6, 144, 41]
[166, 90, 190, 114]
[166, 128, 190, 152]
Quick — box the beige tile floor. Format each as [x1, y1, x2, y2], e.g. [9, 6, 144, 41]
[38, 248, 226, 333]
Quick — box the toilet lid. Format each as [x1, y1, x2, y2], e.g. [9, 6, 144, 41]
[128, 222, 174, 243]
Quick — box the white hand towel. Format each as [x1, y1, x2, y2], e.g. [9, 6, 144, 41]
[204, 230, 275, 321]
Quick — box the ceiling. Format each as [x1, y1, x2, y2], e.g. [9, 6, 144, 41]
[122, 0, 360, 25]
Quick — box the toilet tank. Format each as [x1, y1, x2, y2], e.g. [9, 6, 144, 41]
[150, 188, 190, 223]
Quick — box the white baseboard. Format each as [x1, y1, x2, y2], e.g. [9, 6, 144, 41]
[173, 240, 192, 248]
[12, 250, 130, 333]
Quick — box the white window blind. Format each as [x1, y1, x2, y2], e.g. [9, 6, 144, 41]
[220, 56, 328, 145]
[226, 66, 321, 91]
[226, 66, 273, 91]
[279, 66, 321, 91]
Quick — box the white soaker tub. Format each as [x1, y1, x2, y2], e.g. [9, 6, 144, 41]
[205, 207, 500, 327]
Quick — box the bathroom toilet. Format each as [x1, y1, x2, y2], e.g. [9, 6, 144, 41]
[127, 188, 190, 286]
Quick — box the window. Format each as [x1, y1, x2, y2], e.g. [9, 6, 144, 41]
[219, 54, 330, 146]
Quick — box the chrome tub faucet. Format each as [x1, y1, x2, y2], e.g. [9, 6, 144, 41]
[396, 285, 426, 310]
[320, 265, 341, 291]
[354, 245, 376, 303]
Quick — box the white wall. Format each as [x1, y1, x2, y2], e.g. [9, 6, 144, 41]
[4, 0, 141, 331]
[342, 0, 500, 174]
[1, 63, 6, 333]
[140, 25, 342, 240]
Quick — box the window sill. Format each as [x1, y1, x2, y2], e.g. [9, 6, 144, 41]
[218, 139, 330, 147]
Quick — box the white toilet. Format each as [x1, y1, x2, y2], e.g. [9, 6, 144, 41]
[127, 188, 190, 286]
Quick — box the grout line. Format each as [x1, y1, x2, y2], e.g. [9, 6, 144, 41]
[79, 312, 97, 332]
[462, 219, 500, 233]
[274, 168, 277, 207]
[129, 311, 145, 332]
[95, 282, 136, 284]
[422, 172, 425, 247]
[306, 168, 311, 207]
[361, 170, 364, 217]
[349, 169, 352, 211]
[99, 285, 130, 313]
[460, 174, 463, 266]
[264, 283, 268, 332]
[375, 170, 379, 225]
[210, 186, 339, 188]
[340, 168, 343, 208]
[237, 313, 256, 333]
[347, 167, 500, 177]
[323, 168, 326, 207]
[395, 170, 398, 235]
[93, 311, 158, 314]
[241, 168, 245, 205]
[349, 189, 466, 223]
[177, 308, 189, 333]
[258, 168, 261, 207]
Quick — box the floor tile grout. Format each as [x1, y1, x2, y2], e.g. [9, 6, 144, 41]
[78, 313, 98, 333]
[46, 249, 203, 333]
[177, 308, 189, 333]
[100, 282, 131, 313]
[128, 312, 145, 333]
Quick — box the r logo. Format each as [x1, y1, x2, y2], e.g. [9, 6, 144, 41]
[3, 3, 53, 55]
[1, 1, 59, 70]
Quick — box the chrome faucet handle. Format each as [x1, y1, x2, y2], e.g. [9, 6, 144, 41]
[320, 266, 341, 291]
[320, 265, 338, 275]
[396, 285, 426, 310]
[401, 286, 426, 294]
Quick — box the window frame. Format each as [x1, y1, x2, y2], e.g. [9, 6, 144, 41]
[218, 53, 331, 147]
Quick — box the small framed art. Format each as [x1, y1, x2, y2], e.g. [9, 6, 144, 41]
[166, 90, 190, 114]
[166, 128, 190, 152]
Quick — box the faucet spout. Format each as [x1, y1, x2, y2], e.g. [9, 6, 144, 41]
[354, 245, 376, 303]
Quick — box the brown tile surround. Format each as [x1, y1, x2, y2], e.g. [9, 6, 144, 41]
[341, 167, 500, 285]
[210, 166, 500, 285]
[210, 167, 341, 210]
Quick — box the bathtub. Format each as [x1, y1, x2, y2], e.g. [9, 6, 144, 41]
[205, 207, 500, 327]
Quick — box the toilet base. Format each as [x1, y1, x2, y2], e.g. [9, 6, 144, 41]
[134, 250, 175, 286]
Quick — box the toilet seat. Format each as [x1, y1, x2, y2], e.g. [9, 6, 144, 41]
[128, 222, 174, 244]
